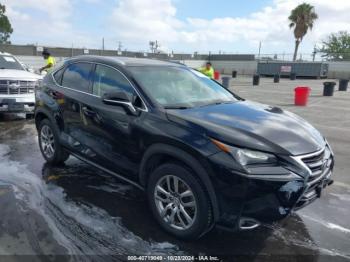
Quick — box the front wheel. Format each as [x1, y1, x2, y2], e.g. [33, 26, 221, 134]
[38, 119, 69, 165]
[147, 163, 213, 239]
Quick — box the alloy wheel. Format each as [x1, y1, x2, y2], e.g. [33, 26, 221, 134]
[40, 125, 55, 159]
[154, 175, 197, 230]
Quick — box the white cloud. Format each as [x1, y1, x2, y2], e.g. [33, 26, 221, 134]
[3, 0, 72, 20]
[2, 0, 94, 48]
[110, 0, 183, 44]
[3, 0, 350, 53]
[109, 0, 350, 53]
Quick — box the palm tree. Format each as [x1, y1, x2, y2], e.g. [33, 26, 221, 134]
[289, 3, 318, 61]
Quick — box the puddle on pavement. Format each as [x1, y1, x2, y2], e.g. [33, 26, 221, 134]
[0, 143, 182, 260]
[0, 119, 350, 261]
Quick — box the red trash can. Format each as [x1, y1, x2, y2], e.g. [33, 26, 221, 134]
[214, 71, 220, 80]
[294, 86, 311, 106]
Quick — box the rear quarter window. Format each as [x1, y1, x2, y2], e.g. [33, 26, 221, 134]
[53, 67, 64, 85]
[61, 63, 93, 93]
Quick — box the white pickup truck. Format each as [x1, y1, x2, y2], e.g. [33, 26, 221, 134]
[0, 52, 42, 117]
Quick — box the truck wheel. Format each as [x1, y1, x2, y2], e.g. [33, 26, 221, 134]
[25, 113, 34, 119]
[147, 163, 213, 239]
[38, 119, 69, 164]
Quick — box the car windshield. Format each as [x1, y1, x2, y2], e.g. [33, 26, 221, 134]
[129, 66, 237, 108]
[0, 55, 24, 70]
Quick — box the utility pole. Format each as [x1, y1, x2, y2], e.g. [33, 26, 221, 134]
[155, 40, 160, 53]
[258, 41, 262, 60]
[312, 45, 317, 62]
[117, 41, 123, 52]
[102, 37, 105, 55]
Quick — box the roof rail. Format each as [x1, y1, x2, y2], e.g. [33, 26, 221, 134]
[151, 58, 186, 66]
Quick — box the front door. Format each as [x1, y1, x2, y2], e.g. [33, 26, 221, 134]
[77, 64, 146, 181]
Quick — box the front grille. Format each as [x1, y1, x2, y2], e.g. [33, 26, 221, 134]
[295, 146, 333, 209]
[0, 80, 37, 95]
[301, 147, 332, 184]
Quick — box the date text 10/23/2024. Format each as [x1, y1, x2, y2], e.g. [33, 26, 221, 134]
[127, 256, 220, 261]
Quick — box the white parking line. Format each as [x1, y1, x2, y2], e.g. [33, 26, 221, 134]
[334, 181, 350, 190]
[301, 214, 350, 234]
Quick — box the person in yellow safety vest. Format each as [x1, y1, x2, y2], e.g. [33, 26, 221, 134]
[199, 62, 214, 79]
[39, 48, 56, 73]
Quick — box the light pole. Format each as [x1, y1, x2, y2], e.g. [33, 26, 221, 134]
[258, 41, 262, 60]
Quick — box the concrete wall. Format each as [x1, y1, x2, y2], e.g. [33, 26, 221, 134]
[2, 44, 349, 78]
[16, 56, 207, 70]
[211, 61, 258, 75]
[1, 44, 254, 61]
[15, 55, 350, 79]
[181, 60, 207, 69]
[17, 56, 66, 70]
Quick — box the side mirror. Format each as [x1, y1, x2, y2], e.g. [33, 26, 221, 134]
[102, 91, 137, 115]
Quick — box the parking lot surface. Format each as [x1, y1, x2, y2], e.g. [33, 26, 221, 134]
[0, 77, 349, 261]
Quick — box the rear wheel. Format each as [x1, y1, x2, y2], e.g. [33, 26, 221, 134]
[147, 163, 212, 239]
[38, 119, 69, 164]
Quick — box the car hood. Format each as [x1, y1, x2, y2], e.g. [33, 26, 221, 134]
[166, 101, 325, 156]
[0, 69, 42, 80]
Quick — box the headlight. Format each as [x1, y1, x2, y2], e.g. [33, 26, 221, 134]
[325, 139, 334, 156]
[211, 139, 277, 166]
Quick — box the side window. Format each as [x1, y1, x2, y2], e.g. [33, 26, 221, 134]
[92, 65, 134, 99]
[53, 67, 64, 85]
[62, 63, 93, 93]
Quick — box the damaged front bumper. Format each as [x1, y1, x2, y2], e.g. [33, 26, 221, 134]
[208, 146, 334, 231]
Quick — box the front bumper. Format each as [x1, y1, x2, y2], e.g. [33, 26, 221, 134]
[207, 148, 334, 230]
[0, 94, 35, 113]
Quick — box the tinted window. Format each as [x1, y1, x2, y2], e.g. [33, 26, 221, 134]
[53, 68, 64, 85]
[92, 65, 134, 99]
[0, 55, 24, 70]
[62, 63, 93, 92]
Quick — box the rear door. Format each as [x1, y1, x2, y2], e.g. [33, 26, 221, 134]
[76, 64, 146, 180]
[57, 62, 95, 156]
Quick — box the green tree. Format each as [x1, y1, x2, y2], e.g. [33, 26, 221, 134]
[319, 31, 350, 61]
[289, 3, 318, 61]
[0, 3, 13, 44]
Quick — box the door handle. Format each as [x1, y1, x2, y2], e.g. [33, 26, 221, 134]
[82, 106, 96, 117]
[51, 91, 62, 99]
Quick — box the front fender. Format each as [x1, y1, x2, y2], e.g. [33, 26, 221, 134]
[139, 143, 220, 222]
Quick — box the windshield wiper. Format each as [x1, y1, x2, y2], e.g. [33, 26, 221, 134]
[164, 106, 191, 110]
[201, 101, 234, 107]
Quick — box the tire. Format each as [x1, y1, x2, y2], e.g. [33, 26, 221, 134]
[25, 113, 34, 119]
[38, 119, 69, 165]
[147, 163, 212, 239]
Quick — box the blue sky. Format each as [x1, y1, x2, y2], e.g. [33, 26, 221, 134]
[175, 0, 273, 20]
[3, 0, 350, 56]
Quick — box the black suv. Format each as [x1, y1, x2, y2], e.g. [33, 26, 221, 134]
[35, 56, 334, 239]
